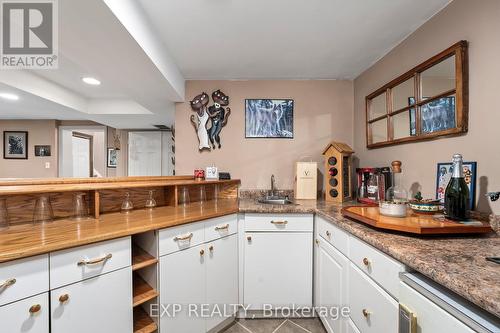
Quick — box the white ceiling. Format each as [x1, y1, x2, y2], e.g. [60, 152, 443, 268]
[0, 0, 452, 128]
[138, 0, 451, 80]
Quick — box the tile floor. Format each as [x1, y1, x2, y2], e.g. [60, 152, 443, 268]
[222, 318, 327, 333]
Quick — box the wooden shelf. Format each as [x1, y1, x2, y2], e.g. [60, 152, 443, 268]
[134, 307, 157, 333]
[132, 245, 158, 271]
[133, 275, 159, 307]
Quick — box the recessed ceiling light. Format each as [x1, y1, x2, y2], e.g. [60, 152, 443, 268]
[82, 77, 101, 85]
[0, 93, 19, 101]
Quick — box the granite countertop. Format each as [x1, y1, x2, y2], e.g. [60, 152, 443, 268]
[239, 198, 500, 318]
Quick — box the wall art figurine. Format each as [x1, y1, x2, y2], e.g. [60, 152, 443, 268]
[189, 92, 211, 151]
[189, 90, 231, 151]
[207, 90, 231, 149]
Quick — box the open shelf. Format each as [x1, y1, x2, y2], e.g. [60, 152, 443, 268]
[132, 245, 158, 271]
[133, 274, 159, 307]
[133, 307, 157, 333]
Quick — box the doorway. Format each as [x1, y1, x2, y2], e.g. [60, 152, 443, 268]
[71, 132, 93, 177]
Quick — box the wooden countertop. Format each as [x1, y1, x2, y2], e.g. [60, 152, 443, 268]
[0, 177, 240, 195]
[0, 199, 238, 263]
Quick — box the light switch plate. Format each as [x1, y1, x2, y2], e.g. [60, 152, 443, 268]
[45, 162, 50, 169]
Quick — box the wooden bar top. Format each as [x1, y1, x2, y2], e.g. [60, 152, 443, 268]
[0, 199, 238, 263]
[0, 176, 240, 195]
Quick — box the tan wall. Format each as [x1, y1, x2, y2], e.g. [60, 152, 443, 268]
[0, 120, 58, 178]
[354, 0, 500, 214]
[176, 80, 354, 190]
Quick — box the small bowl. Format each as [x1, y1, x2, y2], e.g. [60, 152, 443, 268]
[409, 200, 443, 214]
[379, 201, 407, 217]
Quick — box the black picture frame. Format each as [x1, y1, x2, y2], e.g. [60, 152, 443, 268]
[245, 99, 294, 138]
[34, 145, 51, 157]
[107, 148, 117, 168]
[3, 131, 28, 159]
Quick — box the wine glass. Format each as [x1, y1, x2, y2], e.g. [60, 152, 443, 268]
[145, 190, 157, 209]
[0, 198, 8, 228]
[121, 192, 134, 213]
[179, 187, 190, 206]
[72, 193, 89, 221]
[33, 195, 54, 223]
[213, 184, 219, 202]
[199, 186, 207, 204]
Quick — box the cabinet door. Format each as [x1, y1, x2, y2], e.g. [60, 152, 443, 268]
[317, 238, 349, 333]
[51, 268, 133, 333]
[160, 243, 206, 333]
[0, 293, 49, 333]
[206, 234, 238, 331]
[244, 232, 312, 309]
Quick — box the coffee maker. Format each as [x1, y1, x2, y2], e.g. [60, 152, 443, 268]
[356, 167, 392, 204]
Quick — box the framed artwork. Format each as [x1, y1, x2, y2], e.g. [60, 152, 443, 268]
[34, 145, 51, 157]
[107, 148, 117, 168]
[409, 97, 456, 136]
[436, 161, 476, 209]
[245, 99, 294, 138]
[3, 131, 28, 159]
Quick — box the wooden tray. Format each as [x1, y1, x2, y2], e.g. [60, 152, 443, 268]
[341, 206, 493, 235]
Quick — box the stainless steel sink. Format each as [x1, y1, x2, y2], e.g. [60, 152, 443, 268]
[257, 197, 294, 205]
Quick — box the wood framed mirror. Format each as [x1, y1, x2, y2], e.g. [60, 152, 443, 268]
[365, 41, 468, 149]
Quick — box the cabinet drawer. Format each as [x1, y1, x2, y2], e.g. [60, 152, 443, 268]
[204, 214, 237, 242]
[316, 215, 349, 256]
[349, 263, 398, 333]
[0, 254, 49, 306]
[244, 213, 313, 232]
[349, 236, 406, 299]
[50, 237, 131, 289]
[159, 220, 205, 256]
[0, 292, 49, 333]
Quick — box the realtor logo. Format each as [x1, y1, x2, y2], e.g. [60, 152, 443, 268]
[1, 0, 58, 69]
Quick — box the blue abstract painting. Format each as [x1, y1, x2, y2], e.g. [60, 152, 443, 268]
[245, 99, 293, 138]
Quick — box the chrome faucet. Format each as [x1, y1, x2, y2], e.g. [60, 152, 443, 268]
[270, 174, 276, 197]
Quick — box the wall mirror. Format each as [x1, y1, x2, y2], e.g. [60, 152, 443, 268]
[365, 41, 468, 148]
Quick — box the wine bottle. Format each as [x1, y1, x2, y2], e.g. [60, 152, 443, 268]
[444, 154, 469, 220]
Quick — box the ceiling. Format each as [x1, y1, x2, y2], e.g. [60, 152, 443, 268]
[138, 0, 452, 80]
[0, 0, 452, 128]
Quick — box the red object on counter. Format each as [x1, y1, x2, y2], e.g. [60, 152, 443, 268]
[194, 169, 205, 181]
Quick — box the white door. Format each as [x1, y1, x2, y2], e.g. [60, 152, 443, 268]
[71, 134, 92, 177]
[0, 293, 49, 333]
[50, 268, 133, 333]
[206, 234, 238, 331]
[128, 132, 162, 176]
[317, 238, 349, 333]
[244, 232, 312, 309]
[159, 244, 206, 333]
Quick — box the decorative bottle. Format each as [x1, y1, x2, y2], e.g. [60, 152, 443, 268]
[444, 154, 469, 220]
[386, 161, 408, 203]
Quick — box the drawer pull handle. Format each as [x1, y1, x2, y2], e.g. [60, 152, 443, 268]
[362, 309, 371, 318]
[0, 278, 16, 289]
[326, 231, 331, 237]
[59, 294, 70, 303]
[209, 245, 214, 252]
[173, 232, 194, 242]
[29, 304, 41, 314]
[200, 249, 205, 256]
[270, 220, 288, 225]
[77, 253, 112, 266]
[315, 239, 320, 245]
[247, 236, 252, 241]
[215, 224, 229, 231]
[362, 257, 370, 267]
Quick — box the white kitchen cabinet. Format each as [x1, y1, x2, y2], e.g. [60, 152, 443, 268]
[244, 231, 313, 309]
[316, 237, 349, 333]
[50, 268, 133, 333]
[160, 243, 207, 333]
[349, 263, 398, 333]
[206, 234, 238, 331]
[345, 318, 361, 333]
[0, 293, 49, 333]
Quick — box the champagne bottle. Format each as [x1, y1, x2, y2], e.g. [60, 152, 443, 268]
[444, 154, 469, 220]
